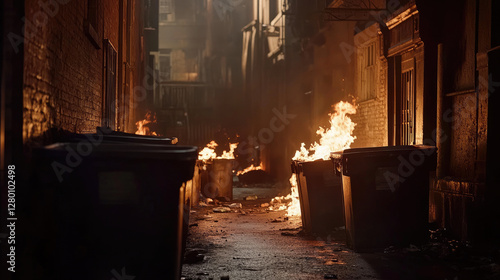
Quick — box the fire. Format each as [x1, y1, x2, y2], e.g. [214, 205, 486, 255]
[198, 141, 218, 161]
[135, 110, 159, 136]
[270, 174, 301, 216]
[271, 101, 357, 217]
[293, 101, 357, 161]
[219, 142, 238, 159]
[236, 163, 263, 176]
[198, 141, 238, 161]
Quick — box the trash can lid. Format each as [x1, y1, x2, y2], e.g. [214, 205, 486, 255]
[330, 145, 436, 159]
[39, 142, 198, 161]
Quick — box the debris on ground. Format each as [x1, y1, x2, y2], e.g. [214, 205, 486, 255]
[213, 207, 232, 213]
[228, 203, 242, 208]
[244, 195, 258, 200]
[260, 203, 269, 208]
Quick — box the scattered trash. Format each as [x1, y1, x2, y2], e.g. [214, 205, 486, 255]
[324, 274, 338, 279]
[244, 195, 258, 200]
[271, 217, 288, 223]
[213, 207, 232, 213]
[206, 198, 214, 204]
[260, 203, 270, 208]
[184, 249, 205, 264]
[199, 202, 208, 207]
[228, 203, 242, 208]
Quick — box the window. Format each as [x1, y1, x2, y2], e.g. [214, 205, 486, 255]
[400, 69, 415, 145]
[359, 42, 376, 100]
[103, 40, 117, 129]
[85, 0, 100, 48]
[269, 0, 280, 22]
[159, 49, 172, 81]
[159, 0, 175, 23]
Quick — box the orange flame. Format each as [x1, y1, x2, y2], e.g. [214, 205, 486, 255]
[236, 163, 263, 176]
[135, 110, 159, 136]
[198, 141, 238, 161]
[271, 101, 357, 217]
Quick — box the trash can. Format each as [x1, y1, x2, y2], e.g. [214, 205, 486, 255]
[67, 128, 178, 145]
[331, 145, 437, 252]
[291, 160, 344, 235]
[202, 159, 234, 201]
[28, 142, 197, 279]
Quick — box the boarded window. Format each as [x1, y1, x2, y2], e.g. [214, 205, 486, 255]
[359, 42, 376, 100]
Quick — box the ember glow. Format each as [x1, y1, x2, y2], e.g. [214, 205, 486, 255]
[272, 101, 357, 217]
[198, 141, 238, 161]
[135, 110, 159, 136]
[236, 163, 263, 176]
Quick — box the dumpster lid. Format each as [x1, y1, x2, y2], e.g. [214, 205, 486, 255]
[40, 142, 198, 161]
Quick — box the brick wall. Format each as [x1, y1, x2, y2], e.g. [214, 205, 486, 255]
[350, 24, 388, 148]
[22, 0, 143, 144]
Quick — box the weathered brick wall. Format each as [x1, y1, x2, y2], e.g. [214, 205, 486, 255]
[23, 0, 121, 144]
[350, 25, 388, 148]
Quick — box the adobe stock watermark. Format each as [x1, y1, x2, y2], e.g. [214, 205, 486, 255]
[383, 73, 500, 191]
[8, 0, 73, 54]
[213, 0, 244, 21]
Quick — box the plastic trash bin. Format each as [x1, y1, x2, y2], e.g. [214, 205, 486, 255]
[28, 142, 197, 280]
[331, 145, 437, 252]
[291, 160, 344, 235]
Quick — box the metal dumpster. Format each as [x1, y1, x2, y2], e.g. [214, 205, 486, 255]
[29, 142, 197, 279]
[331, 145, 437, 252]
[201, 159, 234, 201]
[291, 159, 344, 235]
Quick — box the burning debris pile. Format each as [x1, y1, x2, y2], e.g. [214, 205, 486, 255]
[270, 101, 357, 217]
[135, 110, 160, 136]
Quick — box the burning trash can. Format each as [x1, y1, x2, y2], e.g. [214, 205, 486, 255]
[331, 145, 437, 252]
[29, 142, 197, 279]
[291, 159, 344, 235]
[203, 159, 234, 201]
[197, 141, 238, 201]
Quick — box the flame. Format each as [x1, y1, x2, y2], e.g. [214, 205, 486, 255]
[293, 101, 357, 161]
[271, 101, 357, 217]
[270, 174, 301, 216]
[218, 142, 238, 159]
[135, 110, 159, 136]
[236, 163, 263, 176]
[198, 141, 238, 161]
[198, 140, 218, 161]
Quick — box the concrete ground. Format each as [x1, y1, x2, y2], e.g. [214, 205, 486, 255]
[181, 187, 500, 280]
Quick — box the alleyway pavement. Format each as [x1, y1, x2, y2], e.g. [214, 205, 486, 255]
[181, 187, 500, 280]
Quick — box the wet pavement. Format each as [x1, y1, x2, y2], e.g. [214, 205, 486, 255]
[181, 188, 500, 280]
